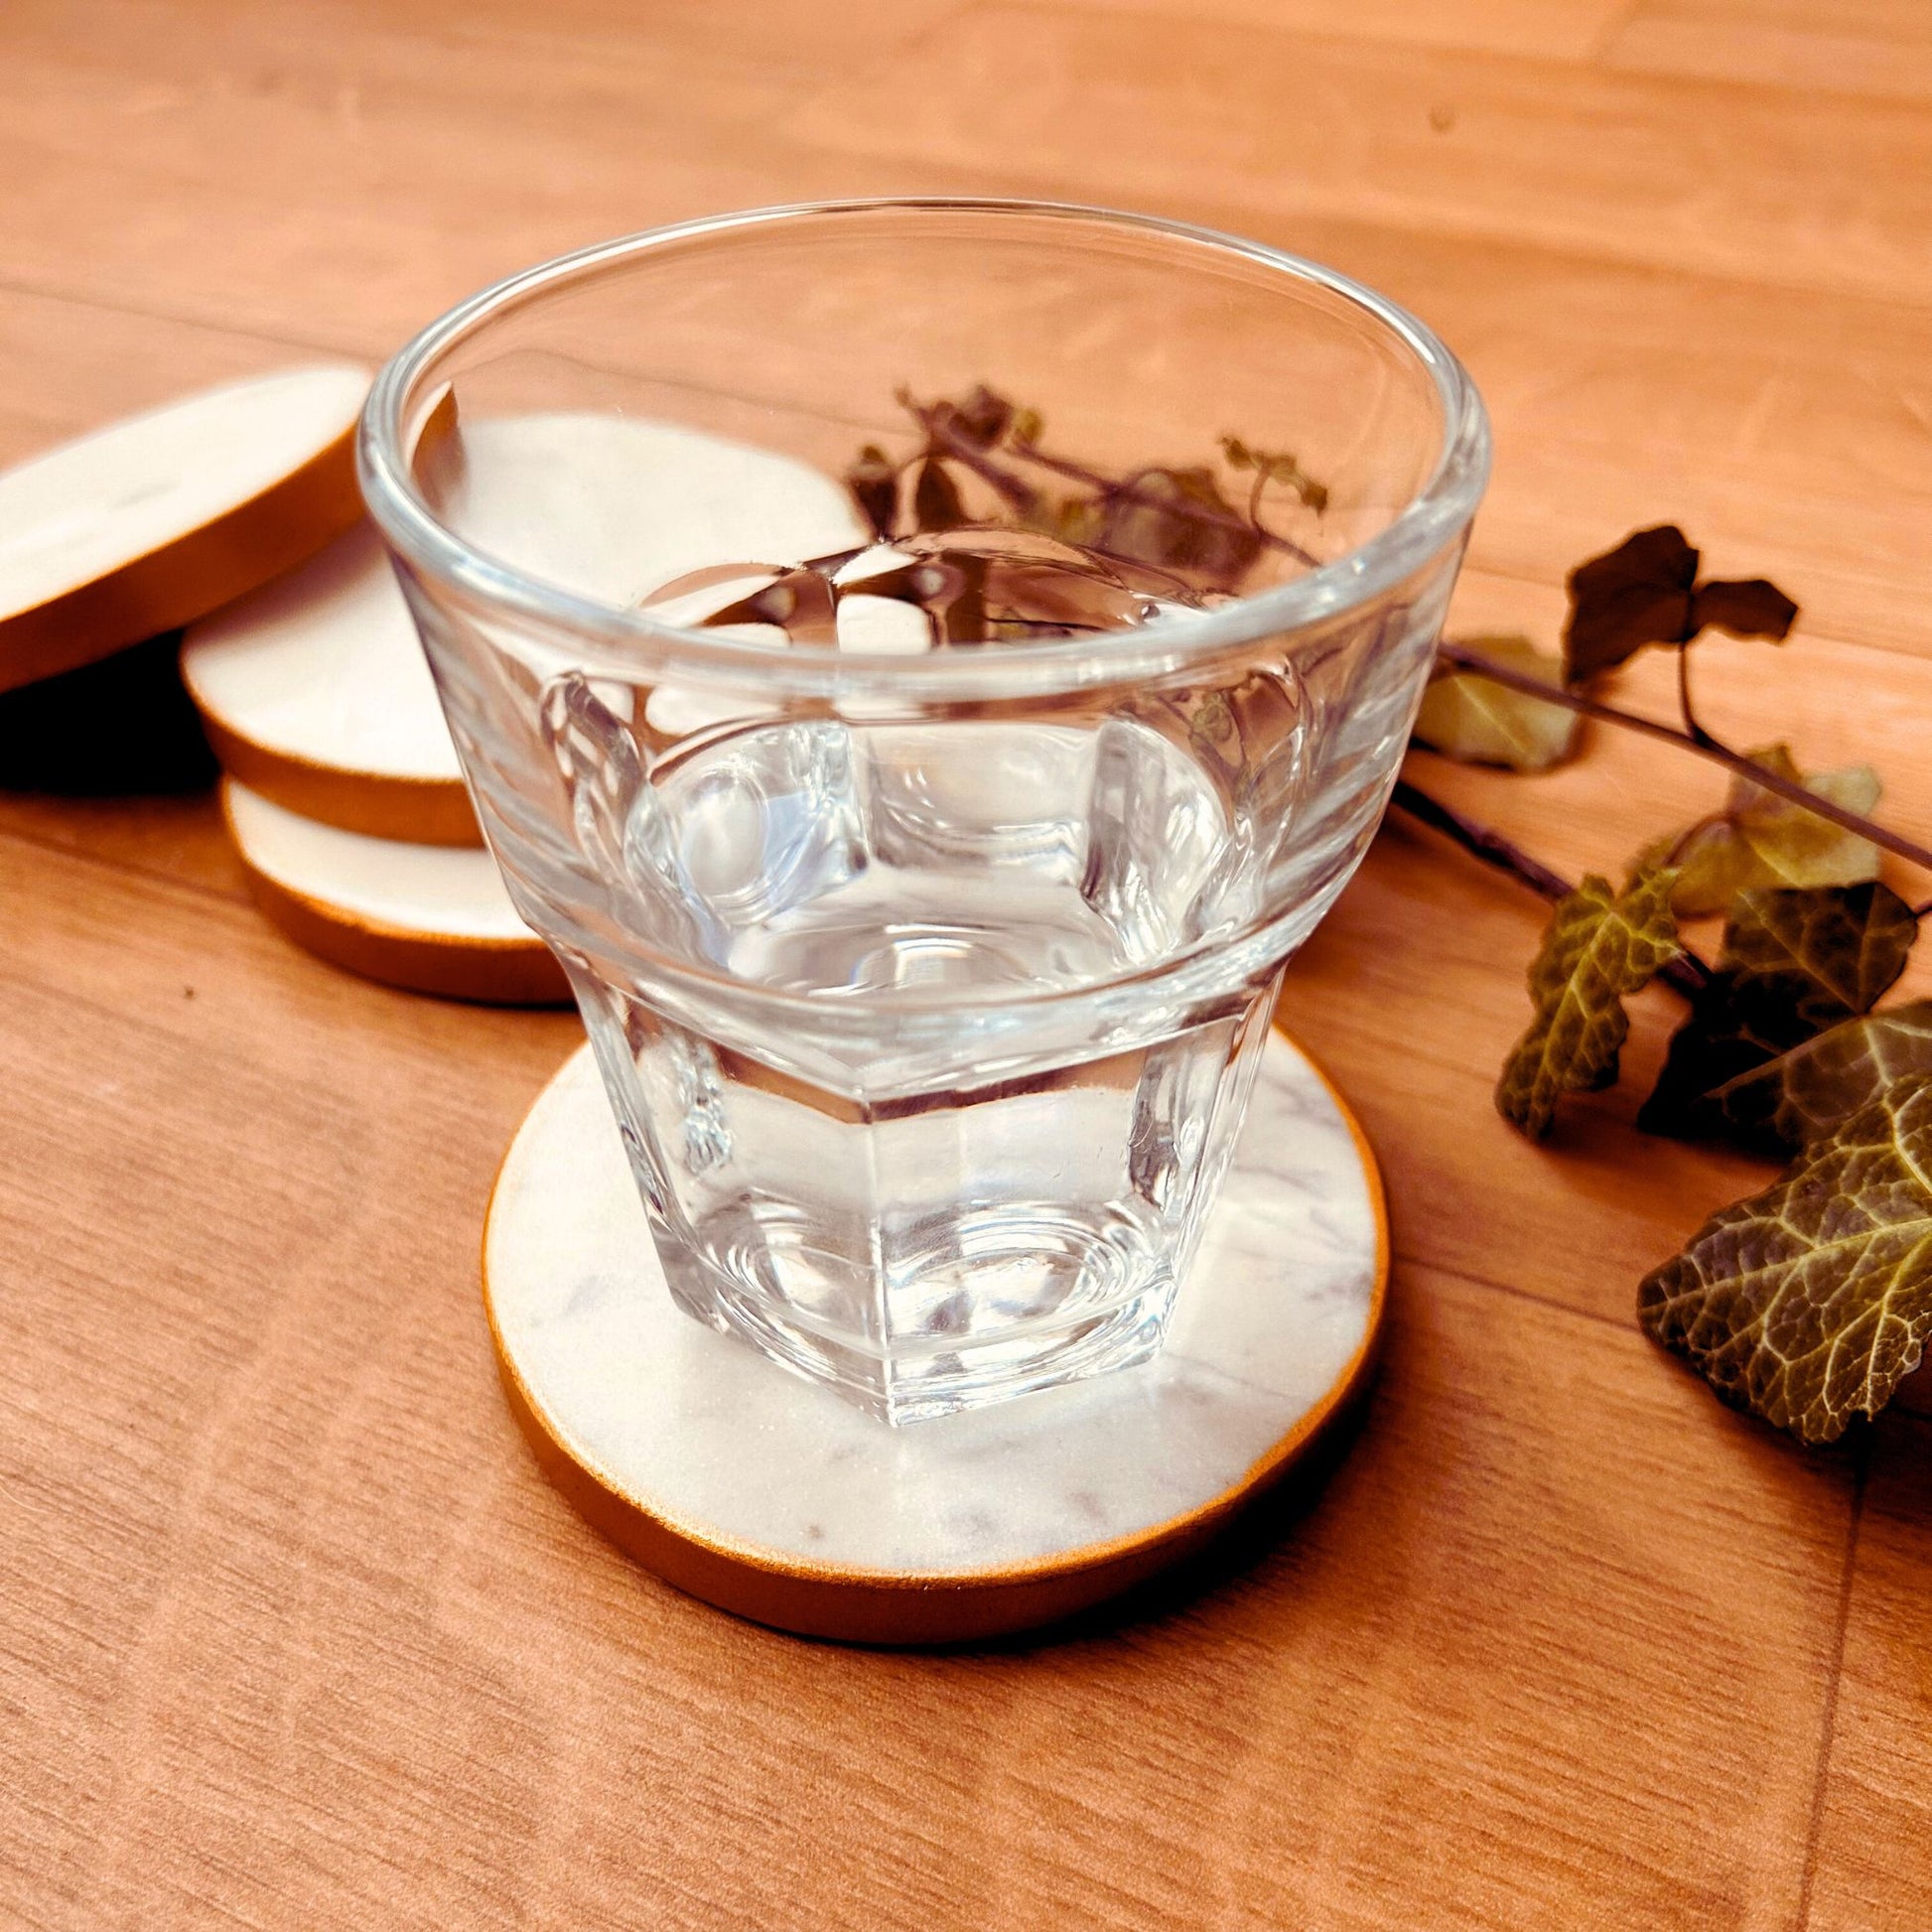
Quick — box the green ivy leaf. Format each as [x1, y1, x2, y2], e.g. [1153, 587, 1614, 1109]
[1640, 883, 1920, 1146]
[1497, 869, 1683, 1138]
[1638, 1073, 1932, 1444]
[1636, 745, 1881, 916]
[1411, 634, 1582, 772]
[1716, 879, 1918, 1019]
[1696, 1003, 1932, 1155]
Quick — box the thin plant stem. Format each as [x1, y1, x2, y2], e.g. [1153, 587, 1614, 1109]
[1675, 644, 1704, 746]
[1673, 643, 1735, 756]
[1391, 778, 1713, 1001]
[901, 398, 1039, 516]
[1390, 778, 1573, 901]
[1010, 437, 1323, 570]
[1438, 641, 1932, 882]
[888, 389, 1322, 569]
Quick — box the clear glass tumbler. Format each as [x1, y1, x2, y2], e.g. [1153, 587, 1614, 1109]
[359, 200, 1488, 1424]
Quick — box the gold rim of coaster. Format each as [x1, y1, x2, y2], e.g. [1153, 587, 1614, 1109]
[483, 1030, 1390, 1644]
[222, 780, 567, 1006]
[0, 369, 368, 693]
[196, 706, 482, 846]
[179, 512, 482, 848]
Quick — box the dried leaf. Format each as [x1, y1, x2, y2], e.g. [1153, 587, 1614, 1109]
[1411, 634, 1582, 772]
[1690, 578, 1799, 643]
[1239, 443, 1328, 513]
[1699, 1003, 1932, 1155]
[942, 385, 1013, 449]
[845, 445, 897, 541]
[1638, 1073, 1932, 1443]
[1265, 454, 1328, 515]
[1640, 883, 1919, 1144]
[1496, 869, 1683, 1138]
[1563, 525, 1700, 682]
[1637, 744, 1881, 916]
[1029, 494, 1105, 549]
[1097, 467, 1261, 584]
[912, 458, 967, 532]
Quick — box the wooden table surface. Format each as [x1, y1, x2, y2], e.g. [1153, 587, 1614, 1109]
[4, 1, 1930, 1924]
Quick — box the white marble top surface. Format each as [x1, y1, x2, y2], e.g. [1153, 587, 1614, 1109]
[486, 1035, 1381, 1580]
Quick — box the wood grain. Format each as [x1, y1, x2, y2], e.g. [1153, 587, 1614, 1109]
[1056, 0, 1636, 61]
[1, 0, 1929, 1924]
[1803, 1416, 1932, 1930]
[787, 5, 1932, 304]
[1605, 0, 1932, 101]
[8, 11, 1932, 657]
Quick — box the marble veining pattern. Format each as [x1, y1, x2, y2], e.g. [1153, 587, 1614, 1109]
[487, 1036, 1381, 1577]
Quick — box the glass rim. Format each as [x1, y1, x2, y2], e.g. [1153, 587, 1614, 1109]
[357, 196, 1490, 694]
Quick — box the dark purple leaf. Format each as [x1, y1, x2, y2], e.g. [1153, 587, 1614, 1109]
[1690, 578, 1800, 642]
[912, 458, 967, 532]
[1562, 524, 1701, 682]
[845, 444, 898, 541]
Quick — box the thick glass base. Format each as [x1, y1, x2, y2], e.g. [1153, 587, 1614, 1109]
[569, 960, 1281, 1425]
[658, 1200, 1179, 1425]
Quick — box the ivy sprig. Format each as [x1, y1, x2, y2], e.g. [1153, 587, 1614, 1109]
[841, 384, 1327, 588]
[1404, 525, 1932, 1443]
[824, 406, 1932, 1444]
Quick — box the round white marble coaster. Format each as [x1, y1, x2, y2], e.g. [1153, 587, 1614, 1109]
[183, 522, 479, 846]
[222, 778, 568, 1006]
[0, 364, 368, 692]
[485, 1033, 1387, 1643]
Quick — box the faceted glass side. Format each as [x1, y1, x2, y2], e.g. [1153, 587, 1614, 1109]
[569, 955, 1280, 1423]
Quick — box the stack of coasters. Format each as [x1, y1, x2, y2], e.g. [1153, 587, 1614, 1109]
[183, 401, 879, 1007]
[182, 516, 567, 1005]
[0, 365, 566, 1004]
